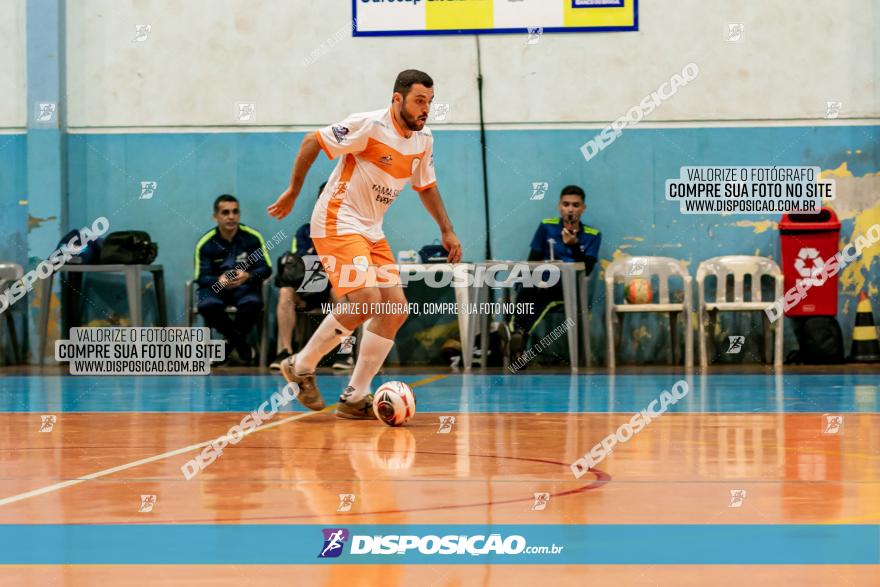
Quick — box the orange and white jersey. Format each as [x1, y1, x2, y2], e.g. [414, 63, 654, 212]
[311, 107, 437, 241]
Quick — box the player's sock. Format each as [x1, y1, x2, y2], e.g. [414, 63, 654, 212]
[346, 330, 394, 401]
[294, 314, 353, 374]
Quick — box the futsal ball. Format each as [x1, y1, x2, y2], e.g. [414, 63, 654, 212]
[626, 278, 653, 304]
[373, 381, 416, 427]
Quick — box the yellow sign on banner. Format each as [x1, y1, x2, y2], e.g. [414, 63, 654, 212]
[564, 2, 634, 28]
[425, 0, 494, 31]
[354, 0, 637, 36]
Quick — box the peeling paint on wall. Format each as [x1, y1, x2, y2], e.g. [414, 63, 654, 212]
[28, 214, 57, 232]
[734, 220, 777, 234]
[821, 162, 880, 299]
[600, 248, 631, 272]
[629, 325, 652, 349]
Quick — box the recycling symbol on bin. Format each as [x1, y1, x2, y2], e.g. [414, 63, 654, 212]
[795, 247, 824, 278]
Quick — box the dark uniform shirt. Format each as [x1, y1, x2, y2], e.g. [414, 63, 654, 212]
[194, 224, 272, 289]
[292, 223, 315, 255]
[529, 217, 602, 265]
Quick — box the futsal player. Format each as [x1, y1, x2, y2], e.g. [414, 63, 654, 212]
[267, 69, 462, 419]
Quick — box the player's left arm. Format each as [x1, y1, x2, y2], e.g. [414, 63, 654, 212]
[416, 185, 462, 263]
[412, 139, 461, 263]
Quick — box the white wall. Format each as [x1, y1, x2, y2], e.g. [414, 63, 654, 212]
[66, 0, 878, 128]
[484, 0, 878, 123]
[66, 0, 479, 127]
[0, 0, 26, 129]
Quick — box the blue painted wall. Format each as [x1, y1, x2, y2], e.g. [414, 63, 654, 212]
[0, 134, 27, 364]
[487, 125, 879, 363]
[62, 125, 879, 364]
[0, 134, 28, 266]
[63, 131, 485, 344]
[488, 125, 878, 260]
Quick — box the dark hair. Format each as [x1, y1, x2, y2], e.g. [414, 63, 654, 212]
[213, 194, 238, 212]
[560, 185, 585, 201]
[393, 69, 434, 100]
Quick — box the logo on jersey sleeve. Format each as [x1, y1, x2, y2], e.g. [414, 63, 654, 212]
[332, 125, 350, 143]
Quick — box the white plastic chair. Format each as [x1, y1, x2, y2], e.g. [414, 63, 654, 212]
[696, 256, 784, 368]
[605, 256, 693, 368]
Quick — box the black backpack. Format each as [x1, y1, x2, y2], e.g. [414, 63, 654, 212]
[55, 229, 103, 264]
[274, 252, 330, 308]
[786, 316, 845, 364]
[275, 251, 304, 288]
[418, 241, 449, 263]
[98, 231, 158, 264]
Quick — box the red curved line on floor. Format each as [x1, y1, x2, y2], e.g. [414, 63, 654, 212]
[79, 450, 611, 525]
[104, 472, 610, 525]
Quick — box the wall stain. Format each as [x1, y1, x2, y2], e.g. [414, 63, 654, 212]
[734, 220, 776, 234]
[630, 325, 652, 348]
[821, 162, 880, 298]
[414, 321, 459, 350]
[28, 214, 57, 231]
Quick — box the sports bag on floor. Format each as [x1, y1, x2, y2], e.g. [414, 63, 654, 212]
[786, 316, 845, 364]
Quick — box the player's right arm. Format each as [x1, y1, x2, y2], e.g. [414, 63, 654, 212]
[267, 114, 371, 220]
[267, 133, 322, 220]
[527, 224, 546, 261]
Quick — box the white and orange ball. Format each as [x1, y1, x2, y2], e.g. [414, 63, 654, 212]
[626, 278, 653, 304]
[373, 381, 417, 427]
[370, 427, 417, 473]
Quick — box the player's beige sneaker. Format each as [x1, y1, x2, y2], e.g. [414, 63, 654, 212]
[336, 387, 377, 420]
[280, 354, 325, 411]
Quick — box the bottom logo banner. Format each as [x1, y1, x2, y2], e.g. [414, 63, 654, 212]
[1, 524, 877, 565]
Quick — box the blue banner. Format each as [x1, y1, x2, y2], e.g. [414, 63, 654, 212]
[0, 524, 877, 565]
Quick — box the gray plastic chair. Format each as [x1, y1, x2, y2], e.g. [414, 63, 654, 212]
[185, 279, 270, 368]
[696, 255, 784, 368]
[0, 263, 25, 363]
[605, 256, 694, 368]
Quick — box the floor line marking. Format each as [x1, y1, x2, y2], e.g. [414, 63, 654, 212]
[0, 374, 447, 508]
[0, 410, 325, 507]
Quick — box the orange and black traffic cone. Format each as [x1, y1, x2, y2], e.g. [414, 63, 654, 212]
[849, 291, 880, 363]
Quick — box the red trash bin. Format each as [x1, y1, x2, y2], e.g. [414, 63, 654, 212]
[779, 208, 841, 316]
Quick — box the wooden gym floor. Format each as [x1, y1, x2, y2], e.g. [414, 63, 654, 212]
[0, 370, 877, 585]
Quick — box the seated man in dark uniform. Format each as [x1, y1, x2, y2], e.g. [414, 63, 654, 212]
[195, 194, 271, 363]
[509, 185, 601, 367]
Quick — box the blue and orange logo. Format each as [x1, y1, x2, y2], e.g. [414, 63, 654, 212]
[318, 528, 349, 558]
